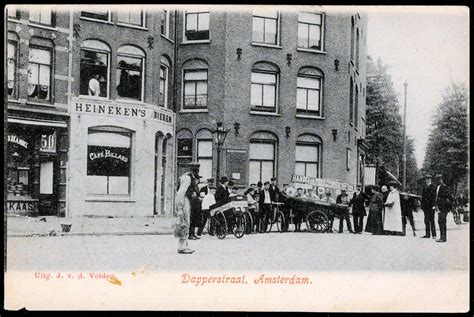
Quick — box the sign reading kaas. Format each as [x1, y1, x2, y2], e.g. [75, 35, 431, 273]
[291, 174, 354, 191]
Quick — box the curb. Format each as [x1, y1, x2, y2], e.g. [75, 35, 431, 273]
[7, 230, 174, 238]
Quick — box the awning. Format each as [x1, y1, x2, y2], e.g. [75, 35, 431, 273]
[8, 117, 68, 128]
[382, 168, 402, 186]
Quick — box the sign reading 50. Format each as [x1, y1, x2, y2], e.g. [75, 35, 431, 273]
[40, 132, 57, 153]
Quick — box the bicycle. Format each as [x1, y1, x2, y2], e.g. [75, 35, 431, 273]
[260, 202, 287, 233]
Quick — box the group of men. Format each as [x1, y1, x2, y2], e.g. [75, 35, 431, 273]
[174, 162, 455, 254]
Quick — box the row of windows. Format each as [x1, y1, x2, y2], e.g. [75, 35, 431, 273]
[177, 131, 322, 184]
[7, 35, 171, 107]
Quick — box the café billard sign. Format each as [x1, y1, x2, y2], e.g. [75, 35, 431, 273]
[73, 100, 173, 124]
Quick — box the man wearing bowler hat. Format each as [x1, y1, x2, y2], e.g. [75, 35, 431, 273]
[421, 175, 437, 239]
[175, 162, 201, 254]
[434, 174, 452, 242]
[215, 176, 230, 203]
[200, 178, 215, 196]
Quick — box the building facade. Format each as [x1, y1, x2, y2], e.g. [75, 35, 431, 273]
[174, 9, 368, 190]
[6, 6, 177, 217]
[6, 7, 70, 216]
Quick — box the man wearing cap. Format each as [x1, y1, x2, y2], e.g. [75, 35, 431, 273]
[349, 184, 369, 234]
[321, 189, 337, 232]
[421, 175, 437, 239]
[269, 177, 281, 202]
[434, 174, 452, 242]
[336, 189, 354, 233]
[259, 181, 273, 231]
[175, 162, 200, 254]
[215, 176, 230, 203]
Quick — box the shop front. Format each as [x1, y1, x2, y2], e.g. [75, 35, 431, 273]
[6, 116, 68, 217]
[68, 98, 175, 217]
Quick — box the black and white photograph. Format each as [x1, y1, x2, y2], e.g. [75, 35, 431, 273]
[3, 4, 469, 312]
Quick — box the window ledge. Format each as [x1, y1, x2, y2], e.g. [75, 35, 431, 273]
[26, 101, 55, 108]
[27, 22, 58, 31]
[354, 127, 359, 131]
[85, 196, 135, 202]
[297, 48, 326, 55]
[179, 109, 209, 113]
[7, 18, 21, 24]
[78, 95, 110, 101]
[355, 69, 359, 76]
[80, 17, 113, 25]
[161, 35, 175, 44]
[349, 122, 354, 127]
[251, 42, 282, 49]
[116, 22, 148, 31]
[115, 98, 145, 105]
[295, 114, 325, 120]
[350, 60, 355, 66]
[7, 98, 21, 104]
[249, 111, 281, 117]
[181, 40, 211, 45]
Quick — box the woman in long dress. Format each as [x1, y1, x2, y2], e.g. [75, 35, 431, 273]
[383, 181, 403, 235]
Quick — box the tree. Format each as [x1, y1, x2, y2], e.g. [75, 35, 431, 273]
[365, 57, 418, 190]
[422, 83, 468, 194]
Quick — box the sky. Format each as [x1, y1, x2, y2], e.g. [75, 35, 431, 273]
[365, 6, 469, 167]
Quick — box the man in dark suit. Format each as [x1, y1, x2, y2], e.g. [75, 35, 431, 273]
[215, 176, 230, 203]
[421, 175, 436, 239]
[434, 174, 453, 243]
[199, 178, 215, 196]
[259, 181, 273, 232]
[349, 183, 369, 234]
[269, 177, 281, 202]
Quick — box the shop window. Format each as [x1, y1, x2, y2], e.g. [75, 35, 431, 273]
[196, 129, 213, 180]
[7, 33, 19, 98]
[87, 127, 132, 195]
[252, 10, 279, 45]
[161, 10, 170, 37]
[29, 8, 54, 26]
[295, 134, 321, 178]
[159, 57, 171, 108]
[7, 130, 34, 199]
[251, 62, 279, 113]
[249, 131, 278, 185]
[28, 45, 52, 101]
[116, 45, 146, 101]
[184, 11, 209, 41]
[183, 70, 208, 109]
[80, 39, 110, 98]
[81, 10, 110, 22]
[117, 10, 144, 27]
[298, 12, 324, 51]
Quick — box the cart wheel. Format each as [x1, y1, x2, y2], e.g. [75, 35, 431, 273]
[233, 214, 246, 238]
[306, 210, 329, 233]
[276, 211, 287, 232]
[244, 212, 253, 234]
[214, 211, 227, 239]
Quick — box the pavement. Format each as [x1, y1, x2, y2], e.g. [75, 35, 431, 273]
[5, 215, 176, 237]
[4, 209, 459, 238]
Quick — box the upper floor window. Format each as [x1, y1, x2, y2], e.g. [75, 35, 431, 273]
[356, 28, 360, 69]
[80, 40, 110, 98]
[116, 45, 146, 101]
[7, 33, 19, 98]
[296, 67, 323, 116]
[350, 17, 355, 61]
[161, 10, 170, 37]
[81, 10, 110, 22]
[184, 11, 209, 41]
[183, 70, 208, 109]
[354, 86, 359, 128]
[251, 62, 279, 113]
[117, 10, 144, 27]
[29, 8, 54, 26]
[349, 78, 354, 124]
[298, 12, 324, 51]
[252, 11, 279, 45]
[28, 44, 52, 101]
[159, 57, 171, 108]
[8, 7, 20, 20]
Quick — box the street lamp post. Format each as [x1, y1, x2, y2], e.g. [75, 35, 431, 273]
[212, 122, 230, 183]
[402, 81, 408, 191]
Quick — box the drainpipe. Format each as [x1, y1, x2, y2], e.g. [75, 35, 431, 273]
[170, 9, 179, 217]
[65, 8, 73, 217]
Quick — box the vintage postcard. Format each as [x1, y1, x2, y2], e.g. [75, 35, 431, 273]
[4, 4, 469, 312]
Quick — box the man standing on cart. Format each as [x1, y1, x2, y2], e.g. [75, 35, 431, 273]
[175, 162, 201, 254]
